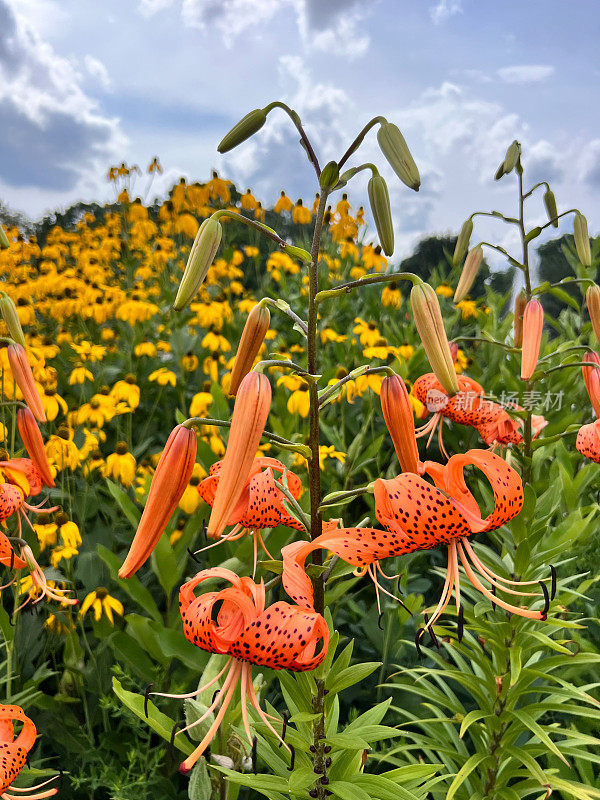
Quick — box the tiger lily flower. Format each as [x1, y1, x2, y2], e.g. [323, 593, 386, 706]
[576, 419, 600, 463]
[207, 372, 271, 540]
[148, 568, 327, 774]
[17, 408, 55, 488]
[282, 450, 549, 640]
[412, 373, 547, 456]
[0, 704, 60, 799]
[520, 299, 544, 380]
[119, 424, 197, 578]
[197, 457, 303, 573]
[7, 344, 45, 423]
[582, 351, 600, 417]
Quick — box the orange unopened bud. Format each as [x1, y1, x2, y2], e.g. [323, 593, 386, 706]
[520, 299, 544, 380]
[410, 282, 459, 395]
[229, 304, 271, 396]
[7, 344, 45, 422]
[513, 290, 527, 347]
[582, 352, 600, 417]
[380, 375, 419, 474]
[119, 424, 197, 578]
[454, 245, 483, 303]
[16, 407, 54, 487]
[207, 371, 271, 539]
[586, 284, 600, 345]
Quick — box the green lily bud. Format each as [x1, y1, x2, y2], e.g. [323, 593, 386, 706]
[319, 161, 340, 192]
[284, 245, 312, 264]
[0, 292, 26, 347]
[454, 245, 483, 303]
[173, 217, 222, 311]
[495, 140, 521, 180]
[574, 211, 591, 268]
[514, 289, 527, 347]
[217, 109, 267, 153]
[410, 282, 459, 395]
[367, 173, 394, 256]
[452, 218, 473, 267]
[0, 225, 9, 249]
[543, 187, 558, 227]
[586, 284, 600, 344]
[377, 121, 420, 191]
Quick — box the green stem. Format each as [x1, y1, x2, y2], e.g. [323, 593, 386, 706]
[337, 117, 385, 169]
[183, 417, 311, 457]
[308, 191, 328, 799]
[316, 271, 421, 303]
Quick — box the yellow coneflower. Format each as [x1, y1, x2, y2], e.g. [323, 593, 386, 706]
[148, 367, 177, 387]
[318, 445, 346, 470]
[103, 442, 136, 487]
[80, 587, 124, 625]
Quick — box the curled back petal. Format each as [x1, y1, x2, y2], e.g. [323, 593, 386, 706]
[576, 421, 600, 463]
[230, 601, 328, 671]
[435, 449, 524, 533]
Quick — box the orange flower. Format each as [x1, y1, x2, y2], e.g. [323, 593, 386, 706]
[380, 375, 419, 473]
[0, 704, 60, 798]
[197, 456, 303, 570]
[582, 351, 600, 417]
[282, 450, 549, 642]
[520, 299, 543, 380]
[576, 419, 600, 462]
[207, 372, 271, 539]
[7, 344, 45, 423]
[412, 373, 547, 454]
[229, 303, 270, 396]
[119, 424, 197, 578]
[147, 568, 327, 774]
[17, 407, 55, 487]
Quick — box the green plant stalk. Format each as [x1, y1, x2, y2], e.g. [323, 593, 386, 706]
[518, 162, 534, 486]
[307, 190, 328, 798]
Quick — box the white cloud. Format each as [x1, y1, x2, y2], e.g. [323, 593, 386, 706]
[84, 55, 112, 91]
[0, 0, 125, 193]
[429, 0, 462, 24]
[497, 64, 555, 84]
[138, 0, 373, 55]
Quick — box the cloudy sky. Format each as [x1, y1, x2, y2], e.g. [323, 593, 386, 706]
[2, 0, 599, 260]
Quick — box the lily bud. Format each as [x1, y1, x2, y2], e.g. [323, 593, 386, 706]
[0, 292, 25, 347]
[574, 212, 591, 268]
[452, 218, 473, 267]
[16, 407, 54, 487]
[367, 173, 394, 256]
[229, 304, 271, 396]
[410, 282, 459, 395]
[380, 375, 419, 474]
[543, 187, 558, 228]
[0, 226, 9, 249]
[495, 140, 520, 180]
[513, 289, 527, 347]
[520, 299, 544, 380]
[284, 244, 312, 264]
[207, 371, 271, 539]
[454, 245, 483, 303]
[7, 344, 45, 422]
[173, 217, 222, 311]
[377, 121, 420, 191]
[582, 352, 600, 417]
[119, 424, 197, 578]
[217, 109, 267, 153]
[319, 161, 340, 192]
[587, 284, 600, 344]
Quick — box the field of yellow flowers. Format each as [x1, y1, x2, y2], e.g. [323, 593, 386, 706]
[1, 141, 600, 800]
